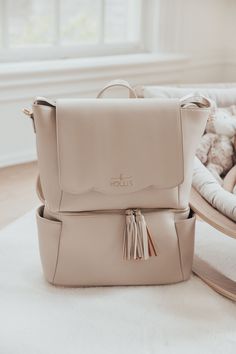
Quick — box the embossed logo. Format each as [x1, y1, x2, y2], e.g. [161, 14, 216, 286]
[110, 174, 133, 187]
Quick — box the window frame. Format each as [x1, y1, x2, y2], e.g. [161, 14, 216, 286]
[0, 0, 146, 62]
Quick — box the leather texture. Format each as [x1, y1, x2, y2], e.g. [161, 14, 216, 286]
[57, 99, 183, 195]
[37, 205, 194, 286]
[31, 81, 211, 287]
[33, 100, 209, 213]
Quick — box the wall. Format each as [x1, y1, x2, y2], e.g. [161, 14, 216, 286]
[157, 0, 233, 82]
[0, 0, 236, 167]
[0, 54, 190, 167]
[222, 0, 236, 81]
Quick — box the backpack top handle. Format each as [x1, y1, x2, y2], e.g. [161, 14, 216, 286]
[96, 79, 137, 99]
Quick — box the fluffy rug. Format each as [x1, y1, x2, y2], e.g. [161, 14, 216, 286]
[0, 210, 235, 354]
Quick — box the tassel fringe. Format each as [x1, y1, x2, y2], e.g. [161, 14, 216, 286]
[123, 210, 137, 260]
[123, 209, 158, 261]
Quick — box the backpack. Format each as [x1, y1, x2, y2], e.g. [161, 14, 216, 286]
[24, 80, 212, 288]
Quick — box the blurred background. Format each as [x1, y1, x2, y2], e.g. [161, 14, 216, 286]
[0, 0, 236, 226]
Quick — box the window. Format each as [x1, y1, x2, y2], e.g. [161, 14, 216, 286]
[0, 0, 144, 62]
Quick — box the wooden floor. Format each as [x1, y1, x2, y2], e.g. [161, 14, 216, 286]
[0, 161, 39, 229]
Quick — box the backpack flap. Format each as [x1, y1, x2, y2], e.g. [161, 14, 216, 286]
[56, 98, 184, 196]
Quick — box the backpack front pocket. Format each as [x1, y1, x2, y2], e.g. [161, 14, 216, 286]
[175, 210, 196, 280]
[36, 206, 62, 283]
[36, 206, 195, 286]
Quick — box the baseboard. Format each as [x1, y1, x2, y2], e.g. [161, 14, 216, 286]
[0, 150, 37, 168]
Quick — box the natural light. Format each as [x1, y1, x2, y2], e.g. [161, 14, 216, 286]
[0, 0, 143, 61]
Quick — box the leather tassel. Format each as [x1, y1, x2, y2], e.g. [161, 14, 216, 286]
[147, 227, 158, 257]
[135, 210, 158, 260]
[123, 209, 158, 260]
[123, 210, 137, 260]
[135, 210, 149, 260]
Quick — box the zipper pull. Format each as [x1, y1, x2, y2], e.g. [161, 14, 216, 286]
[135, 209, 158, 260]
[123, 209, 137, 260]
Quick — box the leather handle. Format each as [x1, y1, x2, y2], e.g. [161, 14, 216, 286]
[96, 80, 137, 99]
[180, 94, 215, 110]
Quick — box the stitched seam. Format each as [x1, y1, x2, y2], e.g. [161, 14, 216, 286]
[59, 190, 63, 212]
[178, 184, 180, 209]
[56, 103, 63, 212]
[52, 223, 63, 284]
[175, 223, 185, 281]
[178, 104, 184, 208]
[181, 108, 210, 112]
[39, 216, 61, 225]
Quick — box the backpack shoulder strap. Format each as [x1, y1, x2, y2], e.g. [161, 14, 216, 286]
[193, 256, 236, 302]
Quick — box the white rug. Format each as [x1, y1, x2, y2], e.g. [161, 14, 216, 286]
[0, 210, 236, 354]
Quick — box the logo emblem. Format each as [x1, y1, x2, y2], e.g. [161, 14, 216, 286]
[110, 174, 133, 187]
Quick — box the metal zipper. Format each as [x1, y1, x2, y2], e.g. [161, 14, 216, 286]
[56, 207, 189, 217]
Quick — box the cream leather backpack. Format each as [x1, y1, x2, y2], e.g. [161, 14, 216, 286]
[24, 80, 213, 288]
